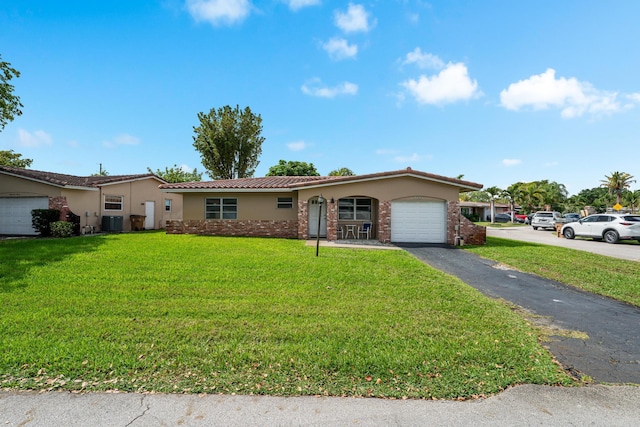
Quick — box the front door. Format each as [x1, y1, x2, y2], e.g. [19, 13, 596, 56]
[308, 197, 327, 238]
[144, 201, 155, 229]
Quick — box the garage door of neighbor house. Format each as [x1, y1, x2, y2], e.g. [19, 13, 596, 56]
[0, 197, 49, 235]
[391, 200, 447, 243]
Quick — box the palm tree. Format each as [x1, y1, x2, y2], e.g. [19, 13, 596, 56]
[601, 172, 635, 205]
[484, 186, 502, 223]
[623, 190, 640, 213]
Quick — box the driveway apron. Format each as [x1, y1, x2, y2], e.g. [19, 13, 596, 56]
[398, 244, 640, 384]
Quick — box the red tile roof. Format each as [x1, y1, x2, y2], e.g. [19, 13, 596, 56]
[0, 165, 166, 188]
[159, 168, 483, 191]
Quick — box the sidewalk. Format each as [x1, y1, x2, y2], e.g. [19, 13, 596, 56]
[2, 385, 639, 426]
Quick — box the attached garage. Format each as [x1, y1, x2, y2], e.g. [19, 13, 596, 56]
[0, 197, 48, 235]
[391, 200, 447, 243]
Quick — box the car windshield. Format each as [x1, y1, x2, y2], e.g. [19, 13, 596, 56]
[537, 213, 553, 217]
[622, 216, 640, 222]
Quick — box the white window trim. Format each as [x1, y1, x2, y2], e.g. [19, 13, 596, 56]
[165, 199, 172, 212]
[104, 195, 124, 211]
[205, 197, 238, 220]
[277, 197, 293, 209]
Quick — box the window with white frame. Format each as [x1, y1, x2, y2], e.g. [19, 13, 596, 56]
[205, 197, 237, 219]
[165, 199, 172, 212]
[277, 197, 293, 209]
[338, 198, 372, 220]
[104, 195, 123, 211]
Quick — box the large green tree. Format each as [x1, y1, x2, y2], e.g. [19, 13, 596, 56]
[0, 54, 23, 131]
[266, 160, 319, 176]
[328, 167, 355, 176]
[193, 105, 264, 180]
[147, 164, 203, 183]
[600, 171, 635, 205]
[0, 149, 32, 168]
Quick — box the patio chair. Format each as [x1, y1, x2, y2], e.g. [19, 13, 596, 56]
[358, 222, 372, 239]
[336, 225, 344, 239]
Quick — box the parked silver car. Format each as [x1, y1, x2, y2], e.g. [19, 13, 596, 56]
[561, 214, 640, 243]
[531, 211, 564, 230]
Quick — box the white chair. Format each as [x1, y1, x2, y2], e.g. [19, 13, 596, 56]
[336, 225, 344, 239]
[358, 222, 372, 239]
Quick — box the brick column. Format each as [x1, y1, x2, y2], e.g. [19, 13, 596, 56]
[378, 200, 391, 243]
[298, 199, 309, 239]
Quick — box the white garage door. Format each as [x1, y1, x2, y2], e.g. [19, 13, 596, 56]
[391, 200, 447, 243]
[0, 197, 49, 235]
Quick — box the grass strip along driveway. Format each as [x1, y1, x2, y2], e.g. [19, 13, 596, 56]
[465, 237, 640, 307]
[0, 233, 572, 399]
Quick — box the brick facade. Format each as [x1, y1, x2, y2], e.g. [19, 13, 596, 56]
[49, 196, 71, 221]
[165, 198, 486, 245]
[166, 219, 298, 238]
[447, 201, 486, 245]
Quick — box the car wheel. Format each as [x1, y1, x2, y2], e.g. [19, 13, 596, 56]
[603, 230, 619, 244]
[563, 228, 575, 239]
[532, 226, 538, 230]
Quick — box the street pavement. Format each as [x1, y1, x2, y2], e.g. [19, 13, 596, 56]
[486, 225, 640, 262]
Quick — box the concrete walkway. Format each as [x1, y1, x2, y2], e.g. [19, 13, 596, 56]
[2, 385, 639, 426]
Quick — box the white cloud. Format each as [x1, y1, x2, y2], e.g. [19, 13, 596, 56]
[103, 133, 140, 148]
[626, 93, 640, 103]
[401, 62, 481, 105]
[286, 0, 320, 11]
[18, 129, 53, 147]
[301, 78, 358, 98]
[334, 3, 375, 33]
[180, 164, 195, 172]
[186, 0, 251, 26]
[502, 158, 521, 166]
[322, 37, 358, 60]
[499, 69, 624, 118]
[402, 48, 444, 70]
[287, 140, 308, 151]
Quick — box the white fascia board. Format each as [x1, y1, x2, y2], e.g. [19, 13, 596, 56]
[297, 173, 481, 191]
[64, 186, 99, 191]
[0, 171, 66, 189]
[99, 176, 165, 187]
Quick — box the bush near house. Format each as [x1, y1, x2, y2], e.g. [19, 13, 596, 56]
[50, 221, 75, 238]
[30, 209, 60, 236]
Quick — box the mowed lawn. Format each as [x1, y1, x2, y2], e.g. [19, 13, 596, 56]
[0, 232, 572, 398]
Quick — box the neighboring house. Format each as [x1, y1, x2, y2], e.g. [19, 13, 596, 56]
[161, 167, 486, 245]
[0, 166, 183, 235]
[459, 202, 512, 222]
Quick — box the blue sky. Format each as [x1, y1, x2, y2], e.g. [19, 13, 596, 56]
[1, 0, 639, 195]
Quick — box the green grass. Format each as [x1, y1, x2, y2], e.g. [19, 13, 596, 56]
[465, 236, 640, 307]
[0, 232, 572, 398]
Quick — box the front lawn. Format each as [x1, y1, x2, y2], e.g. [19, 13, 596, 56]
[465, 236, 640, 307]
[0, 233, 572, 398]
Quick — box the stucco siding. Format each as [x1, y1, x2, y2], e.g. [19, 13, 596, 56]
[183, 192, 298, 221]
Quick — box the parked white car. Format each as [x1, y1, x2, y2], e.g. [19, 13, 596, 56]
[561, 214, 640, 244]
[531, 211, 564, 230]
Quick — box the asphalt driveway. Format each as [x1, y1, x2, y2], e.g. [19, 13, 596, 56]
[398, 244, 640, 384]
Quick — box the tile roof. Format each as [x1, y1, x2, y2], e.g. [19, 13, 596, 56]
[159, 175, 340, 190]
[0, 165, 164, 188]
[160, 168, 483, 191]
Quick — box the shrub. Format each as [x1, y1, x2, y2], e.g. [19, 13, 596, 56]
[31, 209, 60, 236]
[50, 221, 75, 238]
